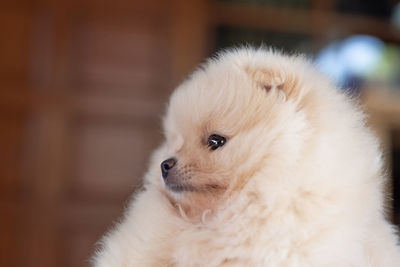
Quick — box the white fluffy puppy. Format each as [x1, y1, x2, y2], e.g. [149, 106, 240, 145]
[93, 48, 400, 266]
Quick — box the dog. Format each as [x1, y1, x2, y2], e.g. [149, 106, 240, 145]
[93, 48, 400, 266]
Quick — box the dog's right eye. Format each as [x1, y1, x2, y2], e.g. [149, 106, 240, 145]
[207, 134, 226, 150]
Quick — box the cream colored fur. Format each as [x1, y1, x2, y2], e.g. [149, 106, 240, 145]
[93, 48, 400, 266]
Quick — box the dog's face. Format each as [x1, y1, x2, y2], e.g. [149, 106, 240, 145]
[157, 50, 313, 217]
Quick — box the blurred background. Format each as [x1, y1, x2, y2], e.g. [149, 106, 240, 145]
[1, 0, 400, 266]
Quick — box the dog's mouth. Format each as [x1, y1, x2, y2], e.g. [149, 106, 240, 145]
[165, 182, 197, 192]
[165, 181, 226, 194]
[163, 169, 198, 193]
[162, 169, 227, 194]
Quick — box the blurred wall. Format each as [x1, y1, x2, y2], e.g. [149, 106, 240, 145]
[0, 1, 210, 266]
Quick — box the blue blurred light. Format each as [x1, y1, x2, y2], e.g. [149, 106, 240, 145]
[316, 42, 346, 85]
[316, 35, 385, 88]
[340, 36, 384, 75]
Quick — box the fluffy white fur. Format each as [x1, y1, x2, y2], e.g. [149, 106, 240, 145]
[93, 48, 400, 266]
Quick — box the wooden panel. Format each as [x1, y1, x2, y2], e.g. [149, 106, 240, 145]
[0, 202, 20, 267]
[0, 0, 210, 266]
[0, 112, 25, 199]
[0, 10, 33, 83]
[170, 0, 211, 83]
[70, 117, 162, 201]
[64, 229, 97, 267]
[68, 7, 170, 95]
[59, 202, 124, 267]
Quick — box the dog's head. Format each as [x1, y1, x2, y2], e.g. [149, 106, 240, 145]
[156, 49, 319, 218]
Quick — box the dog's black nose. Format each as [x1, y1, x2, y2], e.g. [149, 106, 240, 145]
[161, 158, 177, 179]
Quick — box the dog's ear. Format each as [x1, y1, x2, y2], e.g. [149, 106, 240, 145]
[245, 66, 303, 101]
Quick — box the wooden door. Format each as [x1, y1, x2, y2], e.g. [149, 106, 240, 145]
[0, 0, 210, 266]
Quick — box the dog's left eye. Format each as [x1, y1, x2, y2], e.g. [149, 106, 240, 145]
[207, 134, 226, 150]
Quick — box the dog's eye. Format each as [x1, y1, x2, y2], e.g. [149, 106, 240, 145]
[207, 134, 226, 150]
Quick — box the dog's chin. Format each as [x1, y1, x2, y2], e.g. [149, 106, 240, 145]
[162, 177, 228, 220]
